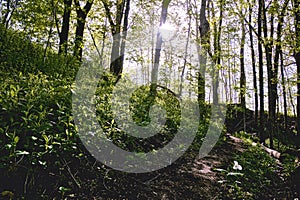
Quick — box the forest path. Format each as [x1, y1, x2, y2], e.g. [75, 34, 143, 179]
[78, 135, 251, 199]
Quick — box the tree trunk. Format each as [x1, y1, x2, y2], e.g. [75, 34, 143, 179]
[280, 51, 288, 131]
[273, 0, 289, 130]
[119, 0, 131, 76]
[211, 0, 223, 105]
[179, 0, 191, 97]
[198, 0, 209, 121]
[258, 0, 266, 143]
[150, 0, 171, 97]
[249, 5, 258, 126]
[73, 0, 93, 61]
[58, 0, 72, 55]
[262, 0, 275, 148]
[294, 0, 300, 136]
[102, 0, 130, 79]
[240, 15, 246, 131]
[2, 0, 18, 28]
[132, 0, 171, 125]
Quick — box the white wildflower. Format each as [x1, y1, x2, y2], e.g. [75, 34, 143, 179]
[233, 161, 242, 170]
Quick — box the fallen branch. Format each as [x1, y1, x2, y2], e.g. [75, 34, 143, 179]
[226, 133, 281, 159]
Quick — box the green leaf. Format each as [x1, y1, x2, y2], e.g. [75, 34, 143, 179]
[59, 186, 71, 192]
[227, 172, 244, 176]
[1, 190, 14, 198]
[31, 136, 38, 140]
[213, 168, 227, 173]
[15, 150, 30, 155]
[14, 136, 19, 144]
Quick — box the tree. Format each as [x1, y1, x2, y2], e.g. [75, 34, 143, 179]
[248, 1, 258, 126]
[102, 0, 131, 79]
[258, 0, 266, 143]
[133, 0, 171, 124]
[293, 0, 300, 136]
[73, 0, 94, 61]
[149, 0, 172, 98]
[237, 0, 246, 131]
[197, 0, 209, 121]
[280, 50, 288, 131]
[179, 0, 192, 97]
[58, 0, 72, 55]
[210, 0, 224, 105]
[1, 0, 20, 28]
[273, 0, 289, 131]
[262, 0, 275, 148]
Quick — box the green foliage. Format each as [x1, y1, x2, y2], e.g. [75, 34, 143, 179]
[1, 21, 296, 199]
[0, 24, 83, 198]
[94, 74, 183, 152]
[0, 69, 78, 168]
[0, 29, 205, 195]
[0, 24, 78, 79]
[233, 131, 260, 144]
[215, 144, 282, 199]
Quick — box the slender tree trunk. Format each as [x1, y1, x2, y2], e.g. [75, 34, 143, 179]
[280, 51, 288, 131]
[249, 4, 258, 126]
[119, 0, 130, 77]
[59, 0, 72, 55]
[134, 0, 171, 124]
[262, 0, 276, 148]
[150, 0, 171, 97]
[2, 0, 18, 28]
[87, 24, 101, 59]
[198, 0, 209, 121]
[43, 19, 54, 59]
[100, 19, 107, 67]
[274, 0, 289, 132]
[2, 0, 11, 26]
[179, 0, 191, 97]
[102, 0, 130, 79]
[240, 14, 246, 131]
[258, 0, 265, 143]
[73, 0, 93, 61]
[294, 0, 300, 136]
[211, 0, 223, 105]
[285, 66, 297, 117]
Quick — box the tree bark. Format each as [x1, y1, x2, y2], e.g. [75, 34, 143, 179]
[211, 0, 223, 105]
[73, 0, 93, 61]
[262, 0, 274, 148]
[179, 0, 192, 97]
[249, 5, 258, 126]
[294, 0, 300, 136]
[102, 0, 130, 79]
[258, 0, 266, 143]
[150, 0, 171, 96]
[198, 0, 209, 121]
[58, 0, 72, 55]
[280, 51, 288, 131]
[240, 12, 246, 131]
[273, 0, 289, 130]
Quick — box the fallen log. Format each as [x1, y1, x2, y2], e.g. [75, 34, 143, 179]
[225, 133, 281, 159]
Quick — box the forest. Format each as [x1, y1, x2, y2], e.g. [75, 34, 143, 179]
[0, 0, 300, 199]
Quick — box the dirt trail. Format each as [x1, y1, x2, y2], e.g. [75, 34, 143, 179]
[76, 136, 249, 199]
[90, 134, 299, 199]
[5, 135, 293, 199]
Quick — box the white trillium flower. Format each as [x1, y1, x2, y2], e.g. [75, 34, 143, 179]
[233, 161, 242, 170]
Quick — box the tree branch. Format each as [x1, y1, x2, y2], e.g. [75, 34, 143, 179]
[101, 0, 116, 34]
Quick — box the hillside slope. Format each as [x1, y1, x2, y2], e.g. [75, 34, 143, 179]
[0, 25, 299, 199]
